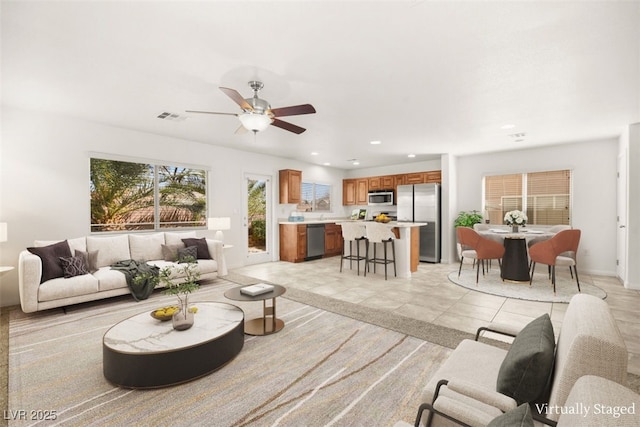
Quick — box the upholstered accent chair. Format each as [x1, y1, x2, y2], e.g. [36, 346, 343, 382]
[529, 229, 581, 293]
[456, 227, 505, 284]
[415, 294, 628, 427]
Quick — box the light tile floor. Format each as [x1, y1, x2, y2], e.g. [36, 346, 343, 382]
[233, 257, 640, 375]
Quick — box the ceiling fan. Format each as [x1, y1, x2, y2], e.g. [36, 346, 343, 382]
[186, 81, 316, 135]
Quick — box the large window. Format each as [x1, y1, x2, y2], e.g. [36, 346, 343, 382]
[90, 157, 207, 232]
[298, 182, 331, 212]
[484, 170, 571, 225]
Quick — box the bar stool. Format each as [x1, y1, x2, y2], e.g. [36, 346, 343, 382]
[364, 222, 396, 280]
[339, 222, 368, 275]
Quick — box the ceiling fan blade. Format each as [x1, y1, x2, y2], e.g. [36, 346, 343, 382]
[271, 118, 306, 134]
[186, 110, 238, 116]
[234, 124, 248, 135]
[219, 87, 253, 111]
[270, 104, 316, 117]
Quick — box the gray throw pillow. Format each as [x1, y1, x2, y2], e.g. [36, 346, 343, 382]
[177, 246, 198, 263]
[487, 404, 534, 427]
[59, 256, 89, 278]
[75, 249, 99, 273]
[496, 314, 555, 405]
[181, 238, 211, 259]
[27, 240, 72, 283]
[161, 244, 183, 262]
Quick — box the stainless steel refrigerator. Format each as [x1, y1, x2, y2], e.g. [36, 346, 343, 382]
[397, 183, 441, 263]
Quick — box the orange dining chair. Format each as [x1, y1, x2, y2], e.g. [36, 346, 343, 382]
[528, 229, 581, 294]
[456, 227, 505, 284]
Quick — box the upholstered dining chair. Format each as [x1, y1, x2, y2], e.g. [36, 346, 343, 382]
[339, 222, 368, 276]
[364, 222, 396, 280]
[528, 229, 581, 294]
[527, 224, 573, 276]
[456, 227, 505, 284]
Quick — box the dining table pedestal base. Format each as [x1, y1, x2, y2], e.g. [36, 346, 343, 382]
[500, 237, 531, 282]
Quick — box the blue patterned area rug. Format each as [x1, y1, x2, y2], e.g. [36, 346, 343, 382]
[448, 267, 607, 303]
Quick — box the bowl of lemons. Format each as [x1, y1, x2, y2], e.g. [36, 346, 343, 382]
[374, 213, 391, 223]
[151, 306, 179, 321]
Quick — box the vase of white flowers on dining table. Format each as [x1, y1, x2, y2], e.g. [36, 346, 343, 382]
[504, 210, 528, 233]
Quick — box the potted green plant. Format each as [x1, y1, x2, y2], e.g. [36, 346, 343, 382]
[454, 210, 483, 228]
[158, 256, 201, 331]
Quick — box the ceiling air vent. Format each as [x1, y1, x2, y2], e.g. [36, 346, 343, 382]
[157, 112, 187, 121]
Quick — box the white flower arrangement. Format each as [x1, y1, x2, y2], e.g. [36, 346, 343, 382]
[504, 210, 528, 226]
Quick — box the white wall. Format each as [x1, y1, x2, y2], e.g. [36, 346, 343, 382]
[454, 139, 619, 276]
[0, 107, 347, 306]
[622, 123, 640, 288]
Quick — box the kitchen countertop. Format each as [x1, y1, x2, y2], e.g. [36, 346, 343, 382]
[279, 219, 426, 227]
[279, 218, 349, 225]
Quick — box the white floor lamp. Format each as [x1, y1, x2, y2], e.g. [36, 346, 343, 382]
[208, 217, 231, 244]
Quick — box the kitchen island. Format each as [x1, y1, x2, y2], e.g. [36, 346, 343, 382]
[279, 219, 426, 278]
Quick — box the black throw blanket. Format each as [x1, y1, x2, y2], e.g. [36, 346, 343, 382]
[111, 259, 160, 301]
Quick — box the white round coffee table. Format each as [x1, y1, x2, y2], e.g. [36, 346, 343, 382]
[103, 301, 244, 388]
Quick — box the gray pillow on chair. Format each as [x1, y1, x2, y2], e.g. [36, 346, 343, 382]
[496, 313, 555, 405]
[487, 404, 534, 427]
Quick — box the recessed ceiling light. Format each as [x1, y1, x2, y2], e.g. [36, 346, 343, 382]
[501, 124, 516, 130]
[370, 140, 382, 145]
[352, 160, 360, 166]
[408, 154, 416, 158]
[311, 151, 319, 156]
[323, 162, 331, 166]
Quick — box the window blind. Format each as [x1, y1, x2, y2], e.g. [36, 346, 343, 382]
[484, 170, 571, 226]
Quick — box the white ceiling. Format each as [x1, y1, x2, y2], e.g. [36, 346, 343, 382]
[2, 1, 639, 170]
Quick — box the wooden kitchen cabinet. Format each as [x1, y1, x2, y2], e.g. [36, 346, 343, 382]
[405, 172, 426, 184]
[279, 169, 302, 204]
[368, 176, 381, 190]
[356, 178, 368, 205]
[280, 224, 307, 262]
[380, 175, 395, 189]
[324, 223, 343, 257]
[424, 170, 442, 183]
[368, 175, 394, 191]
[343, 178, 368, 206]
[343, 179, 356, 205]
[342, 170, 441, 205]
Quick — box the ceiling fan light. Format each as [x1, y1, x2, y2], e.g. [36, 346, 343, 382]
[238, 113, 271, 132]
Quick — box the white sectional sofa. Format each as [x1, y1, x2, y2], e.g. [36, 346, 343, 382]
[18, 231, 227, 313]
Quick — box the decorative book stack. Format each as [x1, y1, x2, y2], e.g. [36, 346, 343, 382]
[240, 283, 274, 296]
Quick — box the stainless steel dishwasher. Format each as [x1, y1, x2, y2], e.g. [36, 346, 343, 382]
[306, 224, 325, 260]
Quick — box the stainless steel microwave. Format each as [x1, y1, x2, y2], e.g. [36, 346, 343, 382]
[368, 191, 394, 206]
